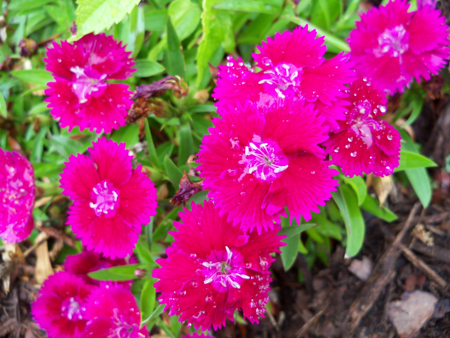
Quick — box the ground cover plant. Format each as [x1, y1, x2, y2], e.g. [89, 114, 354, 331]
[1, 0, 450, 337]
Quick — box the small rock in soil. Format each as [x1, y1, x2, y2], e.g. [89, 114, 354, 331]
[348, 256, 373, 281]
[387, 290, 438, 338]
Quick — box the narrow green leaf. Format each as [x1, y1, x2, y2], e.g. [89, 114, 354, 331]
[178, 123, 194, 166]
[31, 126, 48, 163]
[281, 233, 300, 271]
[342, 175, 367, 206]
[11, 70, 53, 85]
[146, 217, 154, 251]
[361, 194, 397, 222]
[278, 223, 317, 238]
[213, 0, 282, 14]
[140, 279, 156, 322]
[8, 0, 54, 11]
[88, 264, 140, 281]
[0, 92, 6, 118]
[140, 304, 165, 327]
[134, 60, 165, 77]
[164, 155, 183, 189]
[395, 150, 437, 172]
[144, 119, 163, 170]
[129, 4, 145, 56]
[75, 0, 141, 38]
[166, 16, 185, 78]
[310, 0, 341, 31]
[135, 237, 156, 266]
[333, 184, 365, 257]
[110, 124, 139, 149]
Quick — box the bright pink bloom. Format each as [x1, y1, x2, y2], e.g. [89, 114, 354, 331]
[0, 149, 35, 243]
[183, 334, 214, 338]
[31, 272, 92, 338]
[324, 78, 401, 177]
[153, 201, 284, 330]
[45, 33, 135, 133]
[84, 285, 148, 338]
[348, 0, 449, 94]
[197, 99, 338, 233]
[59, 137, 157, 259]
[417, 0, 437, 8]
[213, 26, 355, 130]
[64, 250, 137, 289]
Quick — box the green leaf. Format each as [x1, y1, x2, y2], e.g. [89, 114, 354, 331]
[144, 8, 168, 31]
[342, 175, 367, 206]
[75, 0, 141, 38]
[110, 124, 139, 149]
[361, 194, 397, 222]
[140, 304, 165, 327]
[333, 184, 365, 257]
[278, 223, 317, 238]
[399, 129, 432, 207]
[166, 16, 186, 78]
[11, 70, 53, 86]
[168, 0, 201, 41]
[213, 0, 282, 14]
[129, 4, 145, 56]
[144, 119, 163, 170]
[281, 232, 300, 271]
[395, 150, 437, 172]
[0, 92, 6, 118]
[135, 237, 156, 266]
[8, 0, 54, 11]
[140, 279, 156, 322]
[31, 126, 48, 163]
[88, 264, 140, 281]
[134, 60, 165, 77]
[310, 0, 341, 31]
[164, 155, 183, 189]
[196, 0, 235, 87]
[178, 123, 194, 166]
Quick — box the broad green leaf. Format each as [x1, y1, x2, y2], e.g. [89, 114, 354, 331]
[164, 155, 183, 189]
[196, 0, 235, 87]
[168, 0, 201, 41]
[213, 0, 282, 14]
[140, 279, 156, 322]
[134, 60, 165, 77]
[399, 129, 432, 207]
[75, 0, 141, 38]
[342, 175, 367, 206]
[144, 7, 168, 31]
[361, 194, 397, 222]
[89, 264, 140, 281]
[129, 4, 145, 56]
[166, 17, 186, 78]
[310, 0, 341, 31]
[110, 124, 139, 149]
[11, 70, 53, 86]
[281, 232, 300, 271]
[395, 150, 437, 172]
[333, 184, 365, 257]
[144, 119, 163, 170]
[178, 123, 194, 166]
[0, 92, 6, 118]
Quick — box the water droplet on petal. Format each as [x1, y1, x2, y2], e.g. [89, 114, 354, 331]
[350, 152, 357, 157]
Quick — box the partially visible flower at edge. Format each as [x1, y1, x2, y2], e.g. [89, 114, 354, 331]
[183, 334, 214, 338]
[324, 77, 401, 177]
[153, 201, 285, 331]
[45, 33, 135, 134]
[59, 137, 157, 259]
[0, 149, 35, 243]
[31, 272, 92, 338]
[348, 0, 449, 94]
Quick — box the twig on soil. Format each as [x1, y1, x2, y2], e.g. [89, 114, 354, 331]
[296, 299, 331, 338]
[342, 202, 421, 336]
[410, 240, 450, 265]
[22, 233, 49, 258]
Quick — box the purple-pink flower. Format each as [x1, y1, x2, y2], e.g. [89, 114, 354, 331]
[0, 149, 35, 243]
[213, 26, 355, 131]
[45, 33, 135, 133]
[324, 78, 401, 177]
[84, 284, 148, 338]
[348, 0, 449, 94]
[153, 201, 284, 330]
[32, 272, 92, 338]
[198, 99, 338, 233]
[59, 137, 157, 259]
[64, 250, 137, 289]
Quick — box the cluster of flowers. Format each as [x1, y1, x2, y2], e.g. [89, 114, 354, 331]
[0, 1, 447, 337]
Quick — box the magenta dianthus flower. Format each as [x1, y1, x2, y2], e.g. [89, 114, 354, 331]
[31, 272, 92, 338]
[45, 33, 135, 133]
[324, 78, 401, 177]
[84, 285, 148, 338]
[197, 99, 338, 233]
[153, 201, 284, 330]
[348, 0, 449, 94]
[213, 26, 355, 130]
[0, 149, 35, 243]
[64, 250, 137, 289]
[59, 137, 157, 259]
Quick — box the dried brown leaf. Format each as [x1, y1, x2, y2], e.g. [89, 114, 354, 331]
[170, 171, 202, 206]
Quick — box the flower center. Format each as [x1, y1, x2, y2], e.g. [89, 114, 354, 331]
[201, 247, 249, 291]
[239, 135, 288, 182]
[61, 297, 84, 321]
[90, 181, 119, 217]
[349, 100, 383, 148]
[70, 66, 107, 104]
[109, 308, 140, 338]
[376, 25, 409, 58]
[259, 57, 302, 99]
